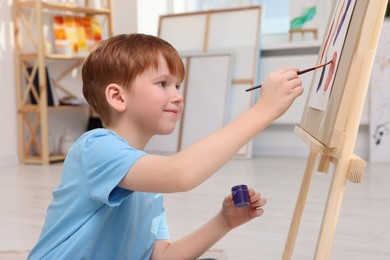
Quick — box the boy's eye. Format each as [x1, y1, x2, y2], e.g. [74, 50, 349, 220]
[159, 81, 167, 88]
[175, 84, 181, 90]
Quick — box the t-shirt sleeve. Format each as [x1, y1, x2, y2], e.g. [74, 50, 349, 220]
[156, 207, 170, 240]
[81, 131, 146, 206]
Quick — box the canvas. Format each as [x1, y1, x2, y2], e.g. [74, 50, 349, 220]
[308, 0, 356, 111]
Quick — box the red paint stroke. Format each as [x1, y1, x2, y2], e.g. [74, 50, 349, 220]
[320, 20, 334, 61]
[333, 0, 352, 45]
[324, 51, 338, 92]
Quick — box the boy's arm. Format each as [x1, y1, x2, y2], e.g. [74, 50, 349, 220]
[119, 68, 303, 193]
[150, 189, 266, 260]
[151, 213, 229, 260]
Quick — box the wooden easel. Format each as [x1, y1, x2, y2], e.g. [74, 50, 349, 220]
[281, 0, 388, 259]
[282, 126, 365, 260]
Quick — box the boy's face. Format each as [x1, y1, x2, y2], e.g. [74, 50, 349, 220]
[125, 58, 184, 137]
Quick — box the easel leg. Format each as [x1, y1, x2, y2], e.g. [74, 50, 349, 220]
[314, 159, 349, 260]
[282, 150, 319, 260]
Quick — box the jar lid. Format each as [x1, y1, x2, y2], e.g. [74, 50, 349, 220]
[231, 184, 248, 192]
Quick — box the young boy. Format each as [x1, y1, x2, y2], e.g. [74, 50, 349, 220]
[28, 33, 303, 259]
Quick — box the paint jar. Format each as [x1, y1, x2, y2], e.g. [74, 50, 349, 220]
[231, 184, 250, 208]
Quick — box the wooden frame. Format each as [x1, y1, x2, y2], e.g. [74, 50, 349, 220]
[179, 53, 232, 150]
[158, 6, 262, 157]
[283, 1, 388, 259]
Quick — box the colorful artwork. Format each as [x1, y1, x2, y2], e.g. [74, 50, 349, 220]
[290, 6, 317, 30]
[290, 0, 318, 30]
[308, 0, 357, 111]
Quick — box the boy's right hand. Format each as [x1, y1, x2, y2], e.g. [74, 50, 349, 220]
[256, 68, 303, 121]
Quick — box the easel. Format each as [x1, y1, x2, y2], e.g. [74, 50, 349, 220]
[282, 126, 365, 260]
[281, 1, 388, 259]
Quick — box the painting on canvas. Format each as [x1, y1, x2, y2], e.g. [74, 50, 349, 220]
[308, 0, 357, 111]
[290, 0, 318, 31]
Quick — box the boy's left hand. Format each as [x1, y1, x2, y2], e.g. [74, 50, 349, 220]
[220, 188, 267, 229]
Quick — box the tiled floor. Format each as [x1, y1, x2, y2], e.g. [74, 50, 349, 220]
[1, 156, 389, 259]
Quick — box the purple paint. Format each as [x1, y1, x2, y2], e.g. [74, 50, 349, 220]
[316, 59, 327, 92]
[231, 184, 250, 208]
[333, 0, 352, 45]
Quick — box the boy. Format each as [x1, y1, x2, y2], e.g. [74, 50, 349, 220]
[28, 33, 303, 259]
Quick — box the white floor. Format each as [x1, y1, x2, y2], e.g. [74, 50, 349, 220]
[1, 156, 389, 259]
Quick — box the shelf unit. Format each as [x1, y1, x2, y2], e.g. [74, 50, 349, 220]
[13, 0, 113, 164]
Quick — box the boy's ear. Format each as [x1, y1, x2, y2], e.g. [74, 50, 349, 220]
[105, 83, 126, 112]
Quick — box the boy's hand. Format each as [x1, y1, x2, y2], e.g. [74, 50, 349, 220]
[220, 188, 267, 229]
[256, 68, 303, 121]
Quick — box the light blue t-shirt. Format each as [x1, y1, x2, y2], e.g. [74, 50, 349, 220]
[28, 129, 170, 259]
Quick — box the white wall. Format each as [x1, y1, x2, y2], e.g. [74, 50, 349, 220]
[0, 0, 18, 166]
[112, 1, 138, 34]
[136, 0, 168, 35]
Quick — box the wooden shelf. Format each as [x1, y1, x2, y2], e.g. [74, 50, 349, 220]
[262, 40, 321, 51]
[22, 154, 66, 164]
[13, 0, 112, 164]
[18, 104, 89, 113]
[20, 53, 88, 60]
[50, 104, 89, 110]
[16, 1, 111, 15]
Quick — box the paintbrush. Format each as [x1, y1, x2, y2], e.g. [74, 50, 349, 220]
[245, 60, 333, 92]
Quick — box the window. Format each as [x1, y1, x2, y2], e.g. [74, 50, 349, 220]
[169, 0, 290, 34]
[137, 0, 331, 40]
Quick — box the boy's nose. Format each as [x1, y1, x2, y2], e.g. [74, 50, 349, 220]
[172, 91, 184, 103]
